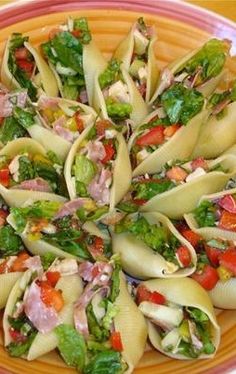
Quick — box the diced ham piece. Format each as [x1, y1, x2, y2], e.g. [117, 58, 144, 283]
[54, 198, 92, 219]
[166, 166, 187, 182]
[53, 117, 74, 143]
[154, 68, 174, 97]
[0, 90, 28, 117]
[38, 95, 59, 110]
[190, 157, 208, 171]
[49, 259, 78, 276]
[24, 282, 60, 333]
[24, 256, 43, 274]
[86, 140, 106, 162]
[12, 177, 53, 192]
[218, 195, 236, 214]
[88, 168, 112, 205]
[78, 261, 95, 282]
[79, 90, 88, 104]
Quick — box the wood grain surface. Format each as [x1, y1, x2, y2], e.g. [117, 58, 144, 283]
[0, 6, 236, 374]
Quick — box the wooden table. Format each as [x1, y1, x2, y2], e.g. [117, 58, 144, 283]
[0, 0, 236, 22]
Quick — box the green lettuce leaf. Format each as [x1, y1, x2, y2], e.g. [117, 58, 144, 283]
[99, 59, 121, 90]
[13, 107, 35, 129]
[74, 154, 97, 186]
[0, 225, 22, 256]
[55, 324, 86, 370]
[84, 350, 125, 374]
[193, 201, 216, 228]
[132, 179, 176, 200]
[106, 97, 132, 120]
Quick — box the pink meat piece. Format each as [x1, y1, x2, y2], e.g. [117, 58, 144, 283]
[38, 95, 59, 110]
[0, 90, 28, 117]
[54, 198, 92, 219]
[79, 90, 88, 104]
[24, 282, 60, 334]
[88, 168, 112, 205]
[53, 116, 74, 143]
[86, 140, 106, 162]
[24, 256, 43, 274]
[218, 194, 236, 213]
[12, 177, 52, 192]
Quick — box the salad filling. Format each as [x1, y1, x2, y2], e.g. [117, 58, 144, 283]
[41, 18, 91, 102]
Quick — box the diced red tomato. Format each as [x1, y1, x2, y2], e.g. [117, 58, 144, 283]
[191, 264, 219, 290]
[190, 157, 208, 171]
[91, 264, 101, 278]
[0, 208, 8, 227]
[136, 126, 164, 147]
[166, 166, 187, 182]
[136, 285, 166, 305]
[219, 248, 236, 276]
[110, 331, 123, 352]
[39, 281, 64, 312]
[163, 124, 180, 138]
[46, 271, 61, 287]
[176, 246, 192, 267]
[0, 117, 4, 125]
[133, 198, 147, 206]
[9, 328, 27, 343]
[89, 237, 104, 259]
[218, 195, 236, 214]
[11, 252, 30, 272]
[205, 244, 222, 267]
[71, 30, 81, 38]
[101, 143, 115, 164]
[180, 229, 202, 248]
[138, 83, 146, 98]
[96, 119, 112, 136]
[0, 168, 10, 187]
[219, 210, 236, 232]
[75, 112, 84, 133]
[14, 47, 29, 60]
[17, 59, 34, 77]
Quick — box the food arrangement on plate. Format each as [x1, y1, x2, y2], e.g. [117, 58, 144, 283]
[0, 13, 236, 374]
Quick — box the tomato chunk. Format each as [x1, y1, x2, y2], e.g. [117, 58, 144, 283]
[17, 60, 34, 76]
[218, 195, 236, 214]
[176, 246, 192, 267]
[71, 30, 81, 38]
[0, 168, 10, 187]
[11, 252, 30, 272]
[180, 229, 202, 248]
[219, 210, 236, 231]
[75, 112, 84, 133]
[0, 208, 8, 226]
[39, 281, 64, 312]
[110, 331, 123, 352]
[96, 119, 112, 136]
[163, 124, 180, 137]
[136, 126, 164, 147]
[191, 264, 219, 290]
[190, 157, 208, 171]
[205, 244, 221, 267]
[136, 285, 166, 305]
[9, 328, 27, 343]
[219, 248, 236, 276]
[46, 271, 61, 287]
[14, 47, 29, 60]
[101, 143, 115, 164]
[166, 166, 187, 182]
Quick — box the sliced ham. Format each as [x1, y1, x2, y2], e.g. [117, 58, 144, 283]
[38, 95, 59, 110]
[54, 198, 92, 219]
[49, 259, 78, 276]
[24, 256, 43, 275]
[53, 117, 74, 143]
[24, 282, 60, 334]
[79, 90, 88, 104]
[86, 140, 106, 162]
[218, 194, 236, 213]
[88, 168, 112, 205]
[212, 98, 231, 116]
[0, 90, 28, 117]
[12, 178, 53, 192]
[78, 261, 94, 282]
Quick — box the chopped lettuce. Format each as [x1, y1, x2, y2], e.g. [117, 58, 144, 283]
[109, 261, 121, 303]
[55, 324, 86, 370]
[87, 303, 110, 342]
[102, 301, 119, 330]
[7, 331, 37, 357]
[74, 17, 91, 44]
[193, 201, 216, 228]
[183, 38, 228, 82]
[116, 201, 139, 213]
[106, 98, 132, 120]
[0, 225, 22, 256]
[18, 155, 34, 182]
[99, 59, 121, 90]
[161, 83, 204, 125]
[84, 350, 125, 374]
[40, 252, 57, 270]
[0, 117, 27, 144]
[187, 307, 209, 323]
[13, 107, 35, 129]
[74, 154, 97, 186]
[132, 179, 176, 200]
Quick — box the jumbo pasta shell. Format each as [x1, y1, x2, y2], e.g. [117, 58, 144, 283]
[0, 38, 58, 99]
[0, 272, 22, 309]
[113, 22, 159, 103]
[192, 102, 236, 159]
[0, 138, 66, 206]
[184, 187, 236, 240]
[27, 273, 83, 360]
[131, 109, 209, 177]
[141, 278, 220, 359]
[141, 154, 236, 219]
[208, 279, 236, 309]
[114, 272, 147, 373]
[112, 212, 197, 279]
[92, 67, 148, 127]
[64, 123, 132, 210]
